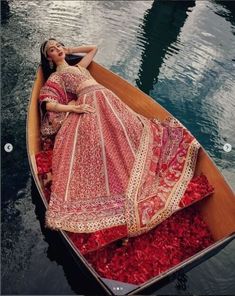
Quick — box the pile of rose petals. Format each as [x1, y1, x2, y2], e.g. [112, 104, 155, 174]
[84, 206, 214, 285]
[35, 150, 53, 175]
[67, 225, 128, 255]
[179, 174, 214, 208]
[35, 149, 214, 285]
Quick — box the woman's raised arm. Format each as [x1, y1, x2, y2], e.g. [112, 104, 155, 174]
[64, 45, 98, 68]
[64, 45, 97, 54]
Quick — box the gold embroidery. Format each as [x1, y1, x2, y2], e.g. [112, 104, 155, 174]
[125, 118, 151, 235]
[45, 214, 126, 233]
[45, 193, 126, 232]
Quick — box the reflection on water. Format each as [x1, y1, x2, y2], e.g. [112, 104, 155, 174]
[1, 0, 10, 24]
[2, 0, 235, 294]
[136, 0, 196, 94]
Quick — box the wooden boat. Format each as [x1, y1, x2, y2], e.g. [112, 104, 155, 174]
[27, 59, 235, 295]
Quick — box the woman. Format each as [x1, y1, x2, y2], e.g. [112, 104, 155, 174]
[39, 38, 213, 252]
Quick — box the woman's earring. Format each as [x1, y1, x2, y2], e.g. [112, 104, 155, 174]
[49, 60, 53, 69]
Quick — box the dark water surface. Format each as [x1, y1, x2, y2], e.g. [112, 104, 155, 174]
[1, 0, 235, 295]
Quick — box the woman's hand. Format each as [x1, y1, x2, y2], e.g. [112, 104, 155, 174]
[70, 104, 95, 114]
[46, 101, 95, 114]
[62, 47, 71, 55]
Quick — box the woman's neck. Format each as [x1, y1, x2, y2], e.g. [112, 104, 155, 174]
[56, 60, 68, 66]
[56, 60, 69, 71]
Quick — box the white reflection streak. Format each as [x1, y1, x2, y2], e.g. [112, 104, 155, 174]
[51, 0, 86, 8]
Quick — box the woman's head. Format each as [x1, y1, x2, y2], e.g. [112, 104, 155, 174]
[42, 39, 66, 63]
[40, 38, 65, 80]
[40, 38, 84, 81]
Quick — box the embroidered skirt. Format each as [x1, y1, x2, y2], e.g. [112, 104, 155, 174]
[45, 83, 207, 239]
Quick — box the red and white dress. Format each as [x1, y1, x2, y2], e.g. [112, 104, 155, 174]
[38, 64, 213, 252]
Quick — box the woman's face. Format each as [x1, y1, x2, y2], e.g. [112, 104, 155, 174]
[46, 41, 65, 64]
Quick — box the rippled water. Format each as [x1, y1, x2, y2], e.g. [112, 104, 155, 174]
[2, 0, 235, 294]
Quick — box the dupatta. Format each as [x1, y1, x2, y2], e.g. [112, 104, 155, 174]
[39, 72, 76, 136]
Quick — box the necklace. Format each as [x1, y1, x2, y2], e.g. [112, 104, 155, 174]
[56, 62, 70, 72]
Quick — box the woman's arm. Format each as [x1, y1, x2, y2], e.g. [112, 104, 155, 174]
[46, 101, 95, 114]
[46, 101, 71, 112]
[64, 45, 98, 68]
[65, 45, 98, 54]
[77, 46, 98, 68]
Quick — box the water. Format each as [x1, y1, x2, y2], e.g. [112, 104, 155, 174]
[1, 0, 235, 294]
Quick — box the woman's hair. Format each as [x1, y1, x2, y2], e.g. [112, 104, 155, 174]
[40, 38, 64, 81]
[40, 38, 84, 81]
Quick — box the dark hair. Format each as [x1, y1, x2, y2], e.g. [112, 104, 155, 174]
[40, 38, 83, 81]
[40, 38, 61, 81]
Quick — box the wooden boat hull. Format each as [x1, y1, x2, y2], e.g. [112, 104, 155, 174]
[27, 61, 235, 295]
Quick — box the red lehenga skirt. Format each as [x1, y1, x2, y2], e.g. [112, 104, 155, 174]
[36, 84, 214, 254]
